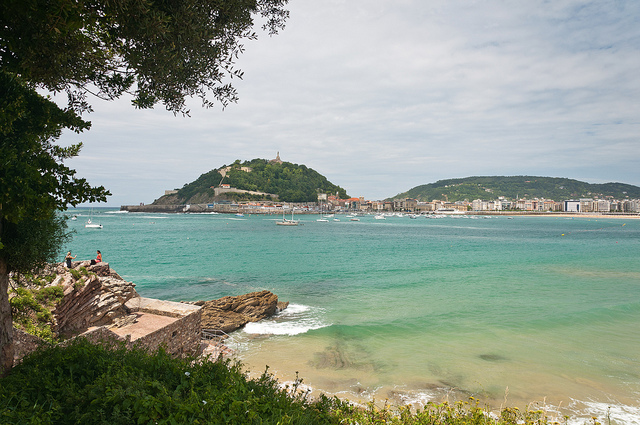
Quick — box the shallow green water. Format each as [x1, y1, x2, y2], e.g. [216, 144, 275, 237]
[65, 210, 640, 423]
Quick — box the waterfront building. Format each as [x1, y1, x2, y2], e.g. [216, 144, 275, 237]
[564, 200, 580, 212]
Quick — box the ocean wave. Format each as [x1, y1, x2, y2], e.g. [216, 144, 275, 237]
[243, 304, 330, 336]
[104, 210, 129, 214]
[566, 399, 640, 425]
[135, 215, 169, 219]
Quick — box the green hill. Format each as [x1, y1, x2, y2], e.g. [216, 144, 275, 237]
[153, 158, 349, 204]
[392, 176, 640, 202]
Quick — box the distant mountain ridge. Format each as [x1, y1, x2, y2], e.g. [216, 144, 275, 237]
[153, 158, 349, 205]
[392, 176, 640, 202]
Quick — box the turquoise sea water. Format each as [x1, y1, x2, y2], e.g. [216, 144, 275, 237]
[65, 209, 640, 424]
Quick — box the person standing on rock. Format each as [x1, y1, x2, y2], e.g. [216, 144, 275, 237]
[65, 251, 76, 268]
[91, 250, 102, 265]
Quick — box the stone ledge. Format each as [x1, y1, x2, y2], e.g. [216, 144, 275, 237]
[126, 297, 202, 318]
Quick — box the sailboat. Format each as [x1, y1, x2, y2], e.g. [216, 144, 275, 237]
[276, 208, 299, 226]
[85, 209, 103, 229]
[316, 198, 329, 222]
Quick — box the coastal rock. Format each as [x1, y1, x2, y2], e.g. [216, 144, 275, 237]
[200, 290, 284, 333]
[54, 263, 139, 335]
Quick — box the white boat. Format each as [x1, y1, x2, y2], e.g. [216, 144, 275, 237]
[85, 209, 102, 228]
[374, 214, 386, 220]
[276, 209, 299, 226]
[317, 200, 330, 222]
[350, 217, 360, 221]
[85, 219, 102, 229]
[436, 208, 465, 215]
[235, 213, 245, 217]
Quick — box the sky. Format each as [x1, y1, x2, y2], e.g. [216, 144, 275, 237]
[60, 0, 640, 207]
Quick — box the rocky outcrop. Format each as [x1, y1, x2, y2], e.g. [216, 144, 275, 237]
[53, 262, 139, 336]
[199, 290, 288, 333]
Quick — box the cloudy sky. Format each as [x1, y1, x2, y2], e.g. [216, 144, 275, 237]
[62, 0, 640, 207]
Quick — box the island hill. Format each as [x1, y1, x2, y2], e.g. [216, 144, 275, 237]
[122, 154, 349, 213]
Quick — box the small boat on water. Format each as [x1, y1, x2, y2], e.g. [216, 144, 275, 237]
[85, 219, 102, 229]
[85, 209, 102, 228]
[277, 209, 299, 226]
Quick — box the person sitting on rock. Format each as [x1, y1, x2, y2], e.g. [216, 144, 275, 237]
[91, 250, 102, 265]
[65, 251, 76, 268]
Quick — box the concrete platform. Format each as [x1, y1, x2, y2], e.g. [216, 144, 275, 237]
[110, 312, 178, 341]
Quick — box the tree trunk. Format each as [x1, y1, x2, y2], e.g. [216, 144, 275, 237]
[0, 256, 13, 377]
[0, 209, 14, 376]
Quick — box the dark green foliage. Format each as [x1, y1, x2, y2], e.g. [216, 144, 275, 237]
[1, 211, 71, 274]
[0, 72, 109, 227]
[393, 176, 640, 202]
[0, 339, 345, 424]
[156, 158, 349, 204]
[173, 169, 224, 202]
[8, 286, 58, 341]
[0, 0, 290, 114]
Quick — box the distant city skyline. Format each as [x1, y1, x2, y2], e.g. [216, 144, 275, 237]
[56, 1, 640, 207]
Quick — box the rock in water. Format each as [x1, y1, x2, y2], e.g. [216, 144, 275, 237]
[200, 290, 283, 333]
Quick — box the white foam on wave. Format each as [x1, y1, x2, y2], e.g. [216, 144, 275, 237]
[565, 399, 640, 425]
[104, 210, 129, 214]
[393, 389, 438, 407]
[243, 303, 330, 336]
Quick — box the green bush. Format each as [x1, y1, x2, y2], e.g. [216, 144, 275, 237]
[34, 285, 64, 305]
[9, 286, 59, 342]
[0, 340, 345, 425]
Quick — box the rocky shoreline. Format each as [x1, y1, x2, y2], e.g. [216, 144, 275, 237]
[11, 262, 287, 362]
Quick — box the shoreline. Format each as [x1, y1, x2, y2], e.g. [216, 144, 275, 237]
[117, 204, 640, 219]
[237, 351, 640, 425]
[235, 342, 640, 425]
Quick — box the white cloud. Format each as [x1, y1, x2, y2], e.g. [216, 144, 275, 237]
[57, 0, 640, 206]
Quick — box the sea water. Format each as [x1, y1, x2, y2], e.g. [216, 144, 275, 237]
[65, 210, 640, 424]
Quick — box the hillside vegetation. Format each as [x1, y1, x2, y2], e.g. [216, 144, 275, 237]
[153, 159, 349, 204]
[392, 176, 640, 202]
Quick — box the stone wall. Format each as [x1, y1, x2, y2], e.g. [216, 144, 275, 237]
[13, 328, 47, 364]
[132, 309, 202, 357]
[125, 297, 203, 358]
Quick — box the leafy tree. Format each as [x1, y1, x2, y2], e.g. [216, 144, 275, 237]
[0, 72, 109, 375]
[1, 0, 289, 375]
[0, 0, 290, 114]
